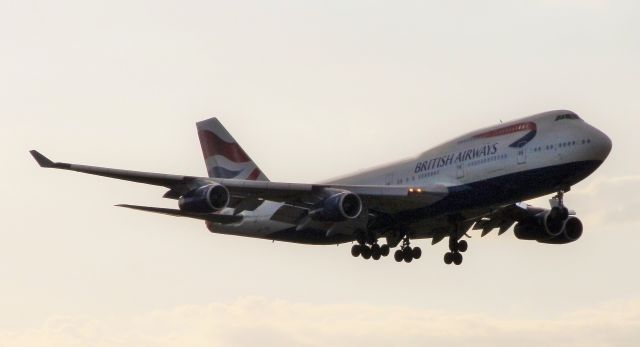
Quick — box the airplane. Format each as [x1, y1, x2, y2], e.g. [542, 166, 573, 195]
[30, 110, 612, 265]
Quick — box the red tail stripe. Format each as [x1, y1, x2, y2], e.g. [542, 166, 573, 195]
[246, 168, 262, 181]
[473, 122, 536, 139]
[198, 130, 251, 163]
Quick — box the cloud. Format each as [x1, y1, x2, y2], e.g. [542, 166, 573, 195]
[568, 175, 640, 229]
[1, 297, 639, 347]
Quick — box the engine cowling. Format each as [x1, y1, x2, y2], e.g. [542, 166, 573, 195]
[311, 191, 363, 222]
[542, 207, 568, 237]
[178, 184, 230, 213]
[538, 216, 583, 244]
[514, 214, 583, 244]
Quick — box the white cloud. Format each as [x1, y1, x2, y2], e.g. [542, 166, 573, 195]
[1, 297, 638, 347]
[568, 175, 640, 229]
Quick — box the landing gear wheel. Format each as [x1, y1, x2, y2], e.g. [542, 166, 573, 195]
[412, 247, 422, 259]
[371, 244, 381, 260]
[351, 245, 361, 257]
[457, 240, 468, 253]
[394, 250, 403, 262]
[444, 252, 453, 264]
[403, 247, 413, 263]
[361, 246, 371, 259]
[380, 244, 390, 257]
[452, 252, 463, 265]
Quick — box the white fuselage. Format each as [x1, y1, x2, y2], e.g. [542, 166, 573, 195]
[209, 110, 611, 244]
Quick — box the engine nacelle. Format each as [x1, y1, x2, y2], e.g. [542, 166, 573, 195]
[311, 191, 363, 222]
[178, 184, 230, 213]
[541, 207, 568, 237]
[514, 215, 583, 244]
[513, 220, 547, 240]
[538, 216, 583, 244]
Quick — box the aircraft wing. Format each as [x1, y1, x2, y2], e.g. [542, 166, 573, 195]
[472, 203, 546, 236]
[30, 150, 448, 214]
[116, 204, 243, 223]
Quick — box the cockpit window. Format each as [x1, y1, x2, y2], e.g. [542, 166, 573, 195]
[555, 113, 581, 121]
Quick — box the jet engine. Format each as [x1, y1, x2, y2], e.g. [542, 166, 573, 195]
[514, 211, 583, 244]
[538, 216, 583, 244]
[178, 184, 230, 213]
[311, 191, 363, 222]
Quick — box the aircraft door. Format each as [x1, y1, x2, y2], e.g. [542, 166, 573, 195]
[517, 148, 527, 164]
[456, 164, 464, 179]
[385, 173, 394, 185]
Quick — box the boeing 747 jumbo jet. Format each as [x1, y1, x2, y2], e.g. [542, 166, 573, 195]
[31, 110, 611, 265]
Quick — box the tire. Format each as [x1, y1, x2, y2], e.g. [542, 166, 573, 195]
[452, 252, 463, 265]
[444, 252, 453, 264]
[403, 248, 413, 263]
[380, 244, 390, 257]
[351, 244, 361, 257]
[412, 247, 422, 259]
[394, 250, 403, 262]
[371, 245, 381, 259]
[361, 246, 371, 259]
[457, 240, 468, 253]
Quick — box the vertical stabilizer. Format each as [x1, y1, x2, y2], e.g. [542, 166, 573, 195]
[196, 118, 269, 181]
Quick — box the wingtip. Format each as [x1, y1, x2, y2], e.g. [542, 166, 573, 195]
[29, 150, 55, 168]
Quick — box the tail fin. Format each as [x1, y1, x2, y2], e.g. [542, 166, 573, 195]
[196, 118, 269, 181]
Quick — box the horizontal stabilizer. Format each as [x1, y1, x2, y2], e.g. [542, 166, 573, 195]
[116, 204, 242, 224]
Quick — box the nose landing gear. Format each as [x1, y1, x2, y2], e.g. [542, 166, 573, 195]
[550, 190, 570, 220]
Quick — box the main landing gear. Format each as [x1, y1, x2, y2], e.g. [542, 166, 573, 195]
[351, 230, 420, 263]
[443, 238, 467, 265]
[444, 220, 468, 265]
[351, 230, 390, 261]
[393, 236, 421, 263]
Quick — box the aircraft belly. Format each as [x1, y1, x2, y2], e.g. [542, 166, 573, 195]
[398, 160, 602, 221]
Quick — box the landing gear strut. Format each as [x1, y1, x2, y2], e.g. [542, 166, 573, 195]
[444, 220, 468, 266]
[393, 236, 421, 263]
[550, 190, 570, 220]
[351, 230, 389, 261]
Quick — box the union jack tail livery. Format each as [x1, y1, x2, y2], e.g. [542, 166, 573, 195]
[196, 118, 269, 181]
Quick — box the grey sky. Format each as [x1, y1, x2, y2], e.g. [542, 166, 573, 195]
[1, 0, 639, 345]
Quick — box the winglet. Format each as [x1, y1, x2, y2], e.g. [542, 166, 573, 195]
[29, 150, 55, 168]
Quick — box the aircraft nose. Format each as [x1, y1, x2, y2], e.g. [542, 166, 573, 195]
[593, 128, 612, 161]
